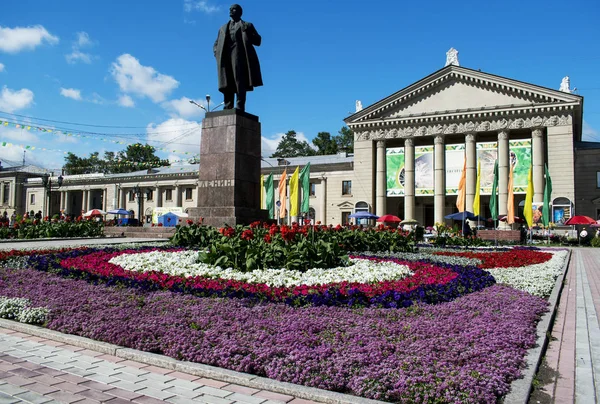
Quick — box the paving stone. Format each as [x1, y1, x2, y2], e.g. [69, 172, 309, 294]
[64, 367, 95, 378]
[14, 391, 54, 404]
[164, 371, 199, 382]
[109, 380, 146, 392]
[34, 368, 66, 378]
[134, 387, 176, 401]
[162, 385, 200, 399]
[164, 379, 201, 392]
[8, 368, 41, 379]
[195, 386, 233, 398]
[26, 382, 61, 395]
[133, 395, 170, 404]
[16, 362, 44, 372]
[139, 366, 172, 375]
[85, 373, 121, 385]
[139, 372, 175, 384]
[0, 392, 21, 404]
[2, 376, 34, 388]
[224, 392, 266, 404]
[0, 373, 10, 380]
[194, 378, 228, 389]
[165, 395, 202, 404]
[95, 354, 124, 364]
[0, 384, 28, 396]
[194, 395, 233, 404]
[253, 391, 294, 403]
[56, 374, 88, 385]
[78, 380, 117, 392]
[104, 398, 132, 404]
[111, 371, 143, 383]
[0, 357, 25, 365]
[105, 387, 145, 401]
[47, 390, 86, 403]
[51, 381, 89, 394]
[222, 385, 260, 396]
[29, 374, 64, 387]
[77, 388, 115, 402]
[287, 399, 322, 404]
[115, 368, 150, 378]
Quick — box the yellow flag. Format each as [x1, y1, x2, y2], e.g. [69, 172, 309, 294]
[456, 157, 467, 212]
[278, 169, 287, 218]
[473, 161, 481, 216]
[260, 174, 264, 209]
[507, 165, 515, 225]
[289, 166, 300, 217]
[524, 165, 534, 228]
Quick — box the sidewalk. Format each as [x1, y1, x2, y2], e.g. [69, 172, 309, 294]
[531, 248, 600, 403]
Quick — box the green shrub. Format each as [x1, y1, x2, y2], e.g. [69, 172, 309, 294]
[591, 237, 600, 248]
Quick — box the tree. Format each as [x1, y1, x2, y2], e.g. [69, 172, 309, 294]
[271, 130, 316, 158]
[63, 143, 170, 175]
[313, 132, 338, 155]
[335, 126, 354, 153]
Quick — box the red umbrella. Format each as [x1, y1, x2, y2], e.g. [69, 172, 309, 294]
[376, 214, 402, 223]
[591, 220, 600, 228]
[499, 215, 525, 223]
[564, 215, 597, 225]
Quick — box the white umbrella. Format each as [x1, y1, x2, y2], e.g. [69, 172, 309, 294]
[82, 209, 107, 217]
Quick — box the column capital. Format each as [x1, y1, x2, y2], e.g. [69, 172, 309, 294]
[434, 135, 445, 145]
[404, 138, 414, 147]
[465, 132, 477, 143]
[498, 130, 510, 141]
[376, 140, 386, 148]
[532, 128, 544, 138]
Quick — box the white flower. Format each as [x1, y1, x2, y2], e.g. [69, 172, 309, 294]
[109, 251, 413, 287]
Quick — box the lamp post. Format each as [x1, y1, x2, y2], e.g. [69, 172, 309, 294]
[41, 173, 63, 218]
[189, 95, 225, 113]
[132, 186, 152, 225]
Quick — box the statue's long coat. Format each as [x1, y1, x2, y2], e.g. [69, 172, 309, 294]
[213, 20, 263, 92]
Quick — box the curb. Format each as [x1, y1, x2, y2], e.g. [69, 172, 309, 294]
[503, 248, 572, 403]
[0, 319, 386, 404]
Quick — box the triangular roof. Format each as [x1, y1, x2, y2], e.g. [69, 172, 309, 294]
[345, 65, 582, 128]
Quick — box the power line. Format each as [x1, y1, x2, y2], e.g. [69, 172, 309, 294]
[0, 110, 202, 130]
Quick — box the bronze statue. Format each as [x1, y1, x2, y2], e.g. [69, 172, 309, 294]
[213, 4, 263, 112]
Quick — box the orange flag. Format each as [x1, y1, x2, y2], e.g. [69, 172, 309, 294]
[456, 156, 467, 212]
[507, 164, 515, 224]
[278, 169, 287, 218]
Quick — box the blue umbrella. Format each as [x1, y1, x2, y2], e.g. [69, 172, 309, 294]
[107, 208, 132, 215]
[348, 211, 379, 219]
[445, 211, 478, 221]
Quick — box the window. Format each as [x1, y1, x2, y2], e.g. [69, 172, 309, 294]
[597, 172, 600, 188]
[128, 191, 135, 202]
[342, 181, 352, 196]
[185, 188, 193, 200]
[165, 189, 173, 201]
[341, 211, 351, 225]
[146, 190, 154, 201]
[2, 183, 9, 204]
[309, 183, 316, 196]
[30, 194, 35, 205]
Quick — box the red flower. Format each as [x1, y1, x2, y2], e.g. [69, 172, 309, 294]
[219, 227, 235, 237]
[250, 221, 261, 228]
[186, 219, 193, 225]
[269, 225, 280, 235]
[263, 234, 272, 243]
[158, 223, 163, 227]
[241, 229, 254, 240]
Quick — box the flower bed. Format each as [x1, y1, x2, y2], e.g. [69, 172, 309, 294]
[47, 247, 494, 308]
[0, 265, 547, 403]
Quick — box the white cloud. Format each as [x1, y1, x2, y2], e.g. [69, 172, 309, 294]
[90, 92, 106, 105]
[0, 86, 34, 112]
[118, 94, 135, 108]
[583, 120, 600, 142]
[110, 54, 179, 103]
[162, 96, 206, 119]
[146, 118, 201, 158]
[184, 0, 219, 13]
[65, 50, 92, 64]
[76, 32, 92, 47]
[0, 63, 4, 72]
[261, 131, 314, 158]
[60, 87, 82, 101]
[0, 127, 40, 143]
[0, 25, 59, 53]
[65, 31, 94, 64]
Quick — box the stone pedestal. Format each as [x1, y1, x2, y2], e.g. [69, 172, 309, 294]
[187, 109, 268, 227]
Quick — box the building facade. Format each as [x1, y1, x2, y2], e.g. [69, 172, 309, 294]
[2, 65, 599, 227]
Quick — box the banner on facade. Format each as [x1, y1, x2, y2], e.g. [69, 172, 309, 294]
[151, 207, 184, 224]
[386, 139, 532, 196]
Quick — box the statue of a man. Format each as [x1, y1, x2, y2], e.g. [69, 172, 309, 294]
[213, 4, 263, 112]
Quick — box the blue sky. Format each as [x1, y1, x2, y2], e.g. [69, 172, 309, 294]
[0, 0, 599, 171]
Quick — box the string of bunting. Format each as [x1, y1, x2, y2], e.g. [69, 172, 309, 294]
[0, 119, 199, 156]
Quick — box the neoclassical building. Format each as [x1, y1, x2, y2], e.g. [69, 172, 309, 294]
[1, 61, 599, 227]
[344, 64, 594, 225]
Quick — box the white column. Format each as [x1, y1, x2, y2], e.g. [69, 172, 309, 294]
[319, 178, 327, 224]
[64, 191, 70, 215]
[498, 130, 510, 217]
[532, 128, 545, 202]
[103, 188, 107, 211]
[82, 190, 88, 214]
[121, 188, 127, 209]
[113, 184, 119, 210]
[156, 187, 163, 208]
[376, 140, 387, 216]
[0, 183, 5, 206]
[404, 138, 415, 220]
[434, 135, 446, 224]
[176, 185, 182, 206]
[465, 133, 477, 212]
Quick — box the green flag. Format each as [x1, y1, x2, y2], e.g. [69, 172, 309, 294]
[299, 162, 311, 213]
[490, 160, 499, 221]
[542, 163, 553, 227]
[265, 173, 274, 219]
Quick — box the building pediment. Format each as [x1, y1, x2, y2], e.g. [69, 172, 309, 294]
[345, 65, 582, 126]
[337, 201, 354, 209]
